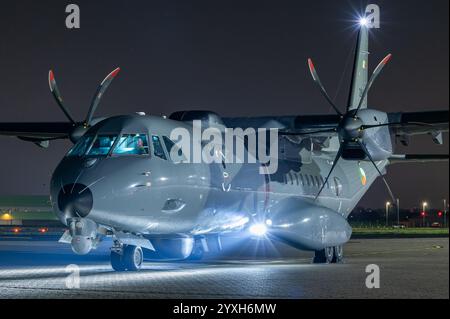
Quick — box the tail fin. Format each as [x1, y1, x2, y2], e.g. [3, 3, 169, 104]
[347, 25, 369, 111]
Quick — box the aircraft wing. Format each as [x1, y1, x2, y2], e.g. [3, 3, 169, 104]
[387, 110, 449, 136]
[0, 122, 75, 143]
[223, 110, 448, 139]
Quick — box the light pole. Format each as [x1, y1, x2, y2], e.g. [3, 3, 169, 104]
[385, 202, 391, 227]
[444, 199, 448, 228]
[396, 198, 400, 226]
[422, 202, 428, 227]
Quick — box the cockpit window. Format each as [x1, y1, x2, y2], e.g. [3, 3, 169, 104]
[67, 135, 95, 157]
[152, 135, 167, 160]
[112, 134, 149, 156]
[87, 135, 118, 156]
[162, 136, 187, 163]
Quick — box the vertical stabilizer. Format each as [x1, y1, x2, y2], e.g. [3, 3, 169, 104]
[347, 26, 369, 111]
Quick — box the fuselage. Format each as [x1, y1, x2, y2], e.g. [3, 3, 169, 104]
[50, 114, 387, 242]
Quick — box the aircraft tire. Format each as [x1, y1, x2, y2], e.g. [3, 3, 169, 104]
[124, 245, 144, 271]
[332, 245, 344, 263]
[313, 246, 334, 264]
[111, 250, 126, 272]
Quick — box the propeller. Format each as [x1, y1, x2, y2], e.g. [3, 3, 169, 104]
[48, 67, 121, 141]
[306, 53, 397, 204]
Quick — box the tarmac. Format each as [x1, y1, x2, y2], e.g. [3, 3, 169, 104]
[0, 237, 448, 299]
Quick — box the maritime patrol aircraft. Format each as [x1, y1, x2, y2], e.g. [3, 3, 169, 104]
[0, 17, 448, 271]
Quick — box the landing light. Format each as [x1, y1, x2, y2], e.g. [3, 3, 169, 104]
[249, 223, 267, 237]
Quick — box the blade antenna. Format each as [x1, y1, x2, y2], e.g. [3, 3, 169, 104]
[358, 140, 396, 205]
[84, 67, 120, 127]
[48, 70, 76, 125]
[307, 59, 343, 116]
[315, 145, 344, 201]
[354, 54, 392, 116]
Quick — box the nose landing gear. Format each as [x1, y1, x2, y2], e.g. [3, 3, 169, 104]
[111, 242, 144, 271]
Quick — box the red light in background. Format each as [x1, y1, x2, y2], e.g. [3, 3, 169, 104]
[12, 228, 20, 233]
[421, 212, 426, 217]
[39, 228, 48, 233]
[438, 211, 443, 217]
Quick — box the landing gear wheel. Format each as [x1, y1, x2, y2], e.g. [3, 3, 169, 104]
[124, 245, 143, 271]
[332, 245, 344, 263]
[313, 246, 334, 264]
[111, 250, 126, 272]
[110, 245, 143, 271]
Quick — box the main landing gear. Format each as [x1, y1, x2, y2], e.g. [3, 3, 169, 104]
[111, 242, 144, 271]
[313, 245, 344, 264]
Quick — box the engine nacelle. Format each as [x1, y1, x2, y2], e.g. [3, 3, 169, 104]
[344, 109, 393, 161]
[268, 198, 352, 251]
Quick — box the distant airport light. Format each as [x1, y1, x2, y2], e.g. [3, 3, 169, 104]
[39, 228, 48, 233]
[421, 211, 426, 217]
[12, 227, 20, 234]
[249, 223, 267, 237]
[1, 213, 13, 221]
[438, 211, 443, 217]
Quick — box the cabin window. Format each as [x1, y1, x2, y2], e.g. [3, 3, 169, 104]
[304, 174, 310, 186]
[286, 172, 293, 185]
[87, 135, 117, 156]
[310, 175, 316, 187]
[293, 173, 299, 185]
[315, 176, 321, 188]
[112, 134, 149, 156]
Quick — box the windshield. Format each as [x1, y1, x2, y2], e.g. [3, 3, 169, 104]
[87, 135, 117, 156]
[112, 134, 150, 155]
[67, 135, 95, 157]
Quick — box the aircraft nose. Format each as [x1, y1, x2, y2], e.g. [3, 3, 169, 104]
[57, 184, 93, 219]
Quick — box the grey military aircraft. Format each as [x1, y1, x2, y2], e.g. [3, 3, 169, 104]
[1, 19, 448, 271]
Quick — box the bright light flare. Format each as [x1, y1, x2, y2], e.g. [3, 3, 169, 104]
[249, 223, 267, 237]
[359, 17, 368, 26]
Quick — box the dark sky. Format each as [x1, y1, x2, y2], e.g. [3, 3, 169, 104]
[0, 0, 448, 208]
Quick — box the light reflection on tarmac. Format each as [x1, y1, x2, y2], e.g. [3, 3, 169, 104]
[0, 237, 448, 299]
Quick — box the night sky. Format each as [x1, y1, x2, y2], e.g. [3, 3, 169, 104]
[0, 0, 448, 208]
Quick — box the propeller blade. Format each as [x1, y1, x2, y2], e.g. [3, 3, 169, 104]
[48, 70, 76, 125]
[354, 54, 392, 116]
[358, 140, 397, 205]
[84, 67, 120, 127]
[315, 145, 344, 200]
[307, 59, 343, 116]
